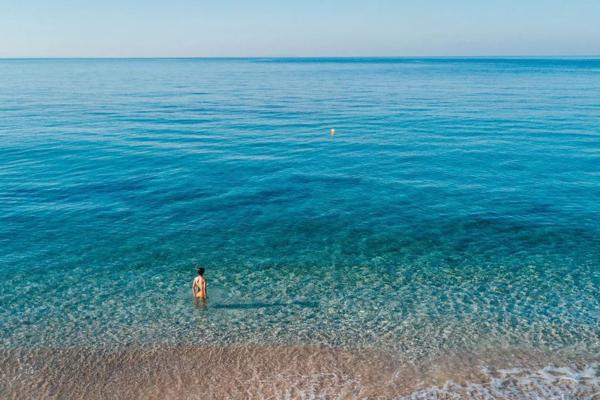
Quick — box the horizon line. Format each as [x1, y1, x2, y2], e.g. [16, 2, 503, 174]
[1, 55, 600, 60]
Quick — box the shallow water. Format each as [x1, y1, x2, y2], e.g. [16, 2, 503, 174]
[1, 346, 598, 399]
[1, 58, 600, 398]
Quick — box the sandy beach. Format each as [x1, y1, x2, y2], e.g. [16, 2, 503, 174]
[2, 345, 598, 399]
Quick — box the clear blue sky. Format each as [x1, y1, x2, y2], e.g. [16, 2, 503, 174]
[2, 0, 600, 57]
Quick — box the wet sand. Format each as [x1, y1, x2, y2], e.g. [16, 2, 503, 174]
[2, 345, 598, 399]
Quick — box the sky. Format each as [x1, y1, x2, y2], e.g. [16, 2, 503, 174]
[2, 0, 600, 57]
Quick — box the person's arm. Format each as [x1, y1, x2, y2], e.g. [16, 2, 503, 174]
[202, 279, 207, 299]
[192, 278, 198, 297]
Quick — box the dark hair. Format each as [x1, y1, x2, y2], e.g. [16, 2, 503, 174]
[197, 267, 205, 276]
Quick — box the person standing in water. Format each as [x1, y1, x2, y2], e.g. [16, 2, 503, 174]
[192, 267, 207, 301]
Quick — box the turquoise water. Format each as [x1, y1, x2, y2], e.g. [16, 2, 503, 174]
[1, 59, 600, 389]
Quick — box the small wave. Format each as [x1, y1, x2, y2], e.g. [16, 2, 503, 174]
[403, 364, 600, 400]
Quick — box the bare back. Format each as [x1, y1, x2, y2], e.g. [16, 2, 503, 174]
[192, 276, 206, 299]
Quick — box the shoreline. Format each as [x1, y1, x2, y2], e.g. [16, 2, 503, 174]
[2, 344, 598, 399]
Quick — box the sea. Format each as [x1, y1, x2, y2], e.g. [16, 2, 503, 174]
[1, 58, 599, 399]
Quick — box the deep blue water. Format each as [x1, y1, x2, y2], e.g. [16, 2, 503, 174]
[1, 58, 599, 360]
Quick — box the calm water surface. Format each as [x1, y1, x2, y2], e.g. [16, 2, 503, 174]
[1, 58, 599, 397]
